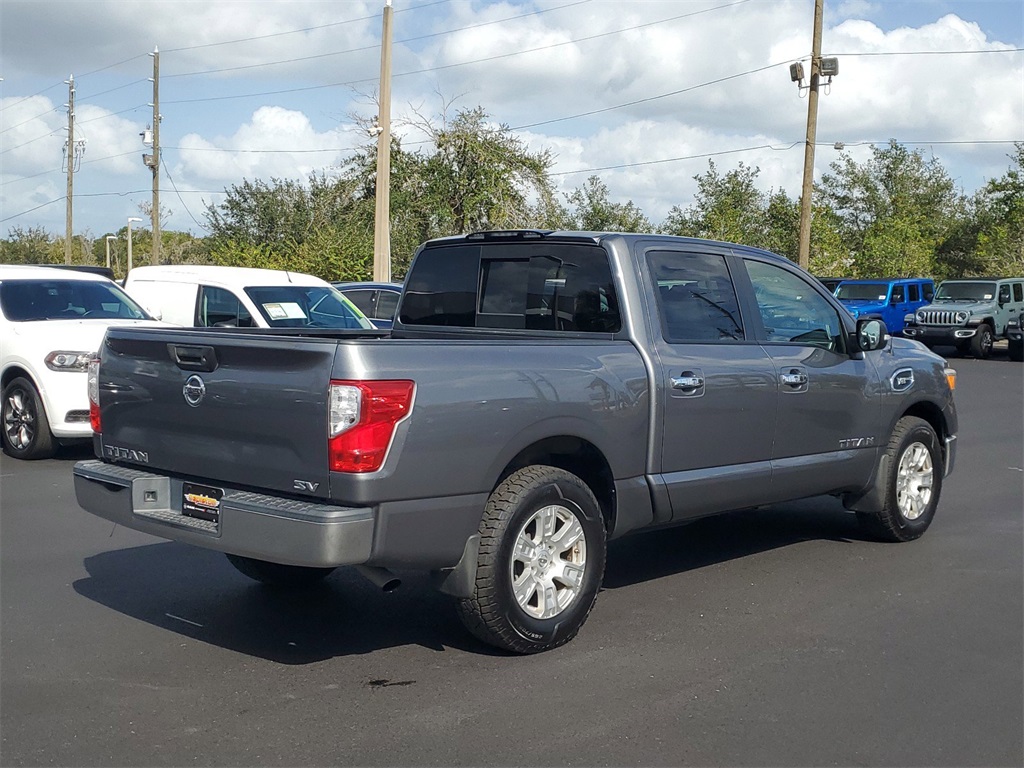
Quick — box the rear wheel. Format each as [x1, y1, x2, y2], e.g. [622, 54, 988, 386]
[970, 323, 993, 359]
[858, 416, 943, 542]
[457, 466, 606, 654]
[2, 377, 55, 460]
[225, 554, 335, 587]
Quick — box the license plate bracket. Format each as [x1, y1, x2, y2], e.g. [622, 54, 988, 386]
[182, 482, 222, 525]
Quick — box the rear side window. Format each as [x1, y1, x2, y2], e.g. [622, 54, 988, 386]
[198, 286, 254, 327]
[647, 251, 743, 342]
[341, 289, 375, 316]
[908, 284, 920, 302]
[1014, 283, 1023, 302]
[399, 242, 620, 333]
[375, 289, 400, 320]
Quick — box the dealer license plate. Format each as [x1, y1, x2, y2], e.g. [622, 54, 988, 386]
[181, 482, 222, 524]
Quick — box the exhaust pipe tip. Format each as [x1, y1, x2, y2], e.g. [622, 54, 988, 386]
[355, 565, 401, 593]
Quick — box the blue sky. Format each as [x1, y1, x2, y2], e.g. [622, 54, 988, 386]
[1, 0, 1022, 246]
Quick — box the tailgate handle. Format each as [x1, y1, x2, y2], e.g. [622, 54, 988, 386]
[169, 344, 218, 372]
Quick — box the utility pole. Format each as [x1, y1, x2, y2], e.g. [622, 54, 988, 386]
[148, 46, 161, 265]
[64, 75, 76, 264]
[372, 0, 393, 282]
[797, 0, 824, 271]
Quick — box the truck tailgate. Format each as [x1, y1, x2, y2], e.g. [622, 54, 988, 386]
[97, 327, 337, 499]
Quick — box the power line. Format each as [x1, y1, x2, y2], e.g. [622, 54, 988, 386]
[549, 143, 801, 177]
[162, 0, 454, 53]
[830, 47, 1023, 56]
[164, 0, 592, 79]
[162, 156, 209, 233]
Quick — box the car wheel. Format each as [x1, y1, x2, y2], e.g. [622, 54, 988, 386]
[457, 466, 606, 654]
[225, 554, 335, 587]
[970, 323, 993, 359]
[2, 377, 56, 460]
[858, 416, 943, 543]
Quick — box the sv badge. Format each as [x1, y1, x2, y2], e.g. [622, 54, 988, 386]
[293, 480, 320, 492]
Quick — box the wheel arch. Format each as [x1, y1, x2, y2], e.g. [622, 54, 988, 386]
[900, 398, 949, 447]
[2, 364, 38, 391]
[495, 435, 616, 536]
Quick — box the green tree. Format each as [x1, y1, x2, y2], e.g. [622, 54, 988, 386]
[661, 162, 768, 244]
[817, 140, 962, 276]
[959, 143, 1024, 276]
[562, 176, 651, 232]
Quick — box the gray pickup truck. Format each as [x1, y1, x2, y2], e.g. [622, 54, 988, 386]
[74, 231, 958, 653]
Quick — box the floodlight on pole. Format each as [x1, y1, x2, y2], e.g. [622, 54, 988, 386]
[127, 217, 143, 274]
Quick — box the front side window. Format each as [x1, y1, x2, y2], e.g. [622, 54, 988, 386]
[891, 285, 905, 303]
[0, 279, 149, 322]
[399, 242, 620, 333]
[647, 251, 743, 342]
[745, 260, 845, 352]
[244, 286, 373, 329]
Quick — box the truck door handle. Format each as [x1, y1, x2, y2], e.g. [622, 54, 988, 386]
[168, 344, 219, 372]
[780, 372, 808, 387]
[671, 374, 704, 390]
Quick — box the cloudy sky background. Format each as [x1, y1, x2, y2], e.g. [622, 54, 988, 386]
[1, 0, 1022, 242]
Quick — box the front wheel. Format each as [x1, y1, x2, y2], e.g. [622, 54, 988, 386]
[457, 466, 606, 654]
[225, 554, 335, 587]
[2, 377, 56, 460]
[970, 323, 993, 359]
[858, 416, 943, 542]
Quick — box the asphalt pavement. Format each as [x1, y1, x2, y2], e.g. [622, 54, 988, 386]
[1, 353, 1021, 766]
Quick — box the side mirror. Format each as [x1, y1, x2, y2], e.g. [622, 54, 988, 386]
[998, 288, 1011, 305]
[856, 317, 889, 352]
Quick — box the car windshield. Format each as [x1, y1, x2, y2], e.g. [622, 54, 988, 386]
[934, 281, 996, 301]
[836, 283, 888, 301]
[0, 279, 150, 322]
[244, 285, 374, 329]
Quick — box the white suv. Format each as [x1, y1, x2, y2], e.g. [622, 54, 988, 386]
[0, 265, 160, 459]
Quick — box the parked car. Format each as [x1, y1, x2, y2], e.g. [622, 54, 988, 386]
[123, 265, 374, 330]
[0, 265, 159, 459]
[1006, 310, 1024, 361]
[331, 281, 403, 329]
[816, 277, 849, 294]
[75, 231, 957, 653]
[834, 278, 935, 335]
[903, 277, 1024, 359]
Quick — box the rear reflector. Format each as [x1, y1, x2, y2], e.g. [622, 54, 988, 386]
[328, 380, 414, 473]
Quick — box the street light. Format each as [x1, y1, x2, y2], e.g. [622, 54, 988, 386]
[104, 235, 117, 270]
[126, 217, 142, 274]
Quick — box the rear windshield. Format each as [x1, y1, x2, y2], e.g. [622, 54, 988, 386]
[835, 283, 888, 301]
[934, 281, 996, 301]
[243, 285, 374, 329]
[0, 279, 150, 322]
[399, 242, 621, 333]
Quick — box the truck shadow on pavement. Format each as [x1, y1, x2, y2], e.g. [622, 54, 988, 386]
[73, 497, 868, 661]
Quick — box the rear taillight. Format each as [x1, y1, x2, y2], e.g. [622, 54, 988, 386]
[87, 357, 101, 433]
[328, 380, 414, 473]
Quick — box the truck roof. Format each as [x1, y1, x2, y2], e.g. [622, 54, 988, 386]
[0, 264, 113, 282]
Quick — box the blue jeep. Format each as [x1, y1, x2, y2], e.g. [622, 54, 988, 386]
[834, 278, 935, 335]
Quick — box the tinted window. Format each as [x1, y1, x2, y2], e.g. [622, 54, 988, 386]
[923, 283, 935, 301]
[0, 279, 149, 322]
[908, 284, 920, 302]
[400, 242, 620, 333]
[835, 283, 887, 300]
[648, 251, 743, 342]
[375, 289, 400, 320]
[341, 289, 375, 315]
[198, 286, 254, 327]
[1014, 283, 1023, 302]
[745, 260, 845, 352]
[891, 285, 905, 302]
[244, 286, 373, 329]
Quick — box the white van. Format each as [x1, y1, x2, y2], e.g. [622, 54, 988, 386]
[123, 265, 374, 330]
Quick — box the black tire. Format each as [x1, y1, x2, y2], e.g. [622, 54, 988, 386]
[2, 377, 56, 460]
[970, 323, 993, 359]
[457, 466, 607, 654]
[1009, 340, 1023, 362]
[858, 416, 943, 543]
[225, 554, 335, 587]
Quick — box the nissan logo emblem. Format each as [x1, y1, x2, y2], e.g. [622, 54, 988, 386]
[183, 375, 206, 407]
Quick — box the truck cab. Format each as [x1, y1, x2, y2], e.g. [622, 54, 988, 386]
[834, 278, 935, 335]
